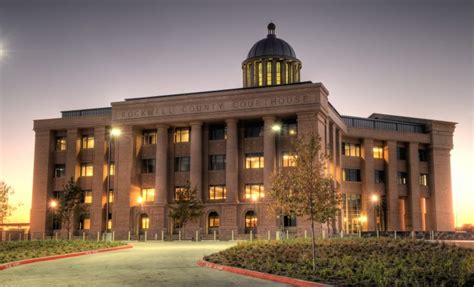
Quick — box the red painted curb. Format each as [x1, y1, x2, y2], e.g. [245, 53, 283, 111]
[197, 260, 330, 287]
[0, 244, 133, 271]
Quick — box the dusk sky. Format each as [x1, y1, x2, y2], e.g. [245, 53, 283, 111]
[0, 0, 472, 225]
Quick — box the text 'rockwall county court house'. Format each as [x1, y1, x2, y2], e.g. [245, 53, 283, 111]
[30, 23, 456, 240]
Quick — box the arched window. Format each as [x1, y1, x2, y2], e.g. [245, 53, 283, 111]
[245, 211, 257, 234]
[266, 61, 272, 85]
[258, 62, 263, 86]
[208, 211, 219, 234]
[276, 62, 281, 85]
[140, 214, 149, 230]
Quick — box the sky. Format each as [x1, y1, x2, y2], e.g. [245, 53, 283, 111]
[0, 0, 472, 226]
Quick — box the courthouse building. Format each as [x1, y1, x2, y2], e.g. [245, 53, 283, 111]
[30, 23, 456, 239]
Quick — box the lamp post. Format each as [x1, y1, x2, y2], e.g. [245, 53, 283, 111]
[105, 128, 121, 239]
[271, 123, 282, 238]
[137, 196, 143, 240]
[371, 194, 380, 232]
[251, 193, 258, 233]
[49, 200, 57, 240]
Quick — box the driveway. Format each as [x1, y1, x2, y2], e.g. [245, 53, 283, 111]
[0, 241, 289, 287]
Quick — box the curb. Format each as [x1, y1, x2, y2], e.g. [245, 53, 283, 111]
[0, 244, 133, 271]
[197, 260, 330, 287]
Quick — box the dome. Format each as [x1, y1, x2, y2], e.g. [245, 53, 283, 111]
[246, 23, 297, 60]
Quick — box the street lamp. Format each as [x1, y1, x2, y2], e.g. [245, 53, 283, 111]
[371, 194, 380, 232]
[49, 200, 58, 239]
[137, 196, 143, 239]
[105, 127, 121, 239]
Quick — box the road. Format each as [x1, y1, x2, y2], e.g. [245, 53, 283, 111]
[0, 241, 289, 287]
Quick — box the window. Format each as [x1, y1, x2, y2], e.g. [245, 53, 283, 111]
[245, 153, 264, 169]
[209, 125, 226, 140]
[208, 212, 220, 228]
[108, 190, 114, 203]
[107, 217, 112, 230]
[52, 191, 62, 199]
[174, 186, 189, 200]
[209, 155, 226, 170]
[143, 130, 157, 145]
[244, 124, 262, 138]
[266, 61, 272, 85]
[80, 163, 93, 177]
[283, 215, 297, 227]
[281, 152, 297, 167]
[397, 147, 407, 160]
[342, 143, 361, 157]
[419, 149, 428, 162]
[82, 136, 94, 149]
[83, 191, 92, 204]
[82, 218, 90, 230]
[55, 137, 66, 151]
[398, 172, 408, 185]
[245, 211, 257, 233]
[209, 185, 226, 200]
[419, 174, 428, 186]
[140, 214, 149, 229]
[375, 170, 385, 183]
[142, 159, 155, 173]
[276, 62, 281, 85]
[343, 169, 361, 182]
[285, 62, 289, 83]
[141, 188, 155, 202]
[281, 122, 297, 136]
[258, 62, 263, 86]
[246, 64, 251, 85]
[174, 157, 190, 172]
[109, 162, 115, 176]
[54, 164, 65, 178]
[174, 128, 190, 143]
[245, 184, 264, 200]
[373, 147, 383, 159]
[342, 193, 362, 233]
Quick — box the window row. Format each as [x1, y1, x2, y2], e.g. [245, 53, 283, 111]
[54, 163, 115, 178]
[343, 168, 429, 186]
[342, 142, 429, 162]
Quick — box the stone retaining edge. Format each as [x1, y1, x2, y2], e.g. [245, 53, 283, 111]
[0, 244, 133, 271]
[197, 260, 330, 287]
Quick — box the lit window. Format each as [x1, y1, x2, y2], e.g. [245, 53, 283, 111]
[209, 155, 226, 170]
[55, 137, 66, 151]
[244, 124, 262, 138]
[80, 163, 93, 177]
[375, 170, 385, 183]
[282, 152, 297, 167]
[82, 136, 94, 149]
[245, 184, 264, 200]
[141, 215, 150, 229]
[373, 147, 384, 159]
[142, 159, 155, 173]
[398, 172, 408, 185]
[209, 125, 226, 140]
[174, 157, 190, 172]
[285, 62, 289, 83]
[84, 191, 92, 204]
[108, 190, 114, 203]
[419, 174, 428, 186]
[245, 211, 257, 233]
[342, 143, 361, 157]
[246, 64, 251, 86]
[174, 128, 190, 143]
[209, 185, 226, 200]
[107, 219, 112, 229]
[289, 63, 293, 82]
[143, 130, 157, 145]
[343, 169, 361, 182]
[295, 65, 300, 81]
[397, 147, 407, 160]
[281, 122, 297, 136]
[109, 162, 115, 176]
[276, 62, 281, 85]
[141, 188, 155, 202]
[54, 164, 65, 178]
[82, 218, 90, 230]
[174, 186, 189, 200]
[245, 153, 264, 169]
[208, 212, 220, 228]
[266, 61, 272, 85]
[258, 62, 263, 86]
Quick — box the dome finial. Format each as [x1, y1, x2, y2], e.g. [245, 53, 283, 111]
[267, 22, 276, 36]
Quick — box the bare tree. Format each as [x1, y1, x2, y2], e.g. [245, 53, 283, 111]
[167, 181, 204, 239]
[0, 182, 20, 226]
[58, 178, 85, 239]
[269, 133, 340, 271]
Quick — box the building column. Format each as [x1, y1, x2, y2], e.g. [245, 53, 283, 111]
[65, 129, 79, 180]
[362, 138, 375, 231]
[408, 142, 422, 230]
[385, 141, 400, 231]
[263, 116, 276, 196]
[155, 125, 169, 204]
[90, 127, 107, 234]
[190, 121, 203, 200]
[225, 119, 239, 203]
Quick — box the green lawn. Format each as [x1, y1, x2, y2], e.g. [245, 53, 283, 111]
[0, 240, 127, 264]
[204, 238, 474, 286]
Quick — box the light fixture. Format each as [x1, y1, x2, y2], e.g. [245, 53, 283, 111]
[137, 196, 143, 204]
[111, 128, 122, 137]
[271, 124, 282, 132]
[49, 200, 58, 208]
[371, 194, 380, 202]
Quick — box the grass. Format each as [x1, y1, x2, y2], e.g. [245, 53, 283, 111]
[0, 240, 127, 264]
[204, 238, 474, 286]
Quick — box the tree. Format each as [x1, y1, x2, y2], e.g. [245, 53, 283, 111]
[0, 182, 20, 225]
[167, 181, 204, 239]
[269, 133, 340, 271]
[58, 178, 85, 239]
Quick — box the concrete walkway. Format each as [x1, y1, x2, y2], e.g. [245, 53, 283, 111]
[0, 241, 289, 287]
